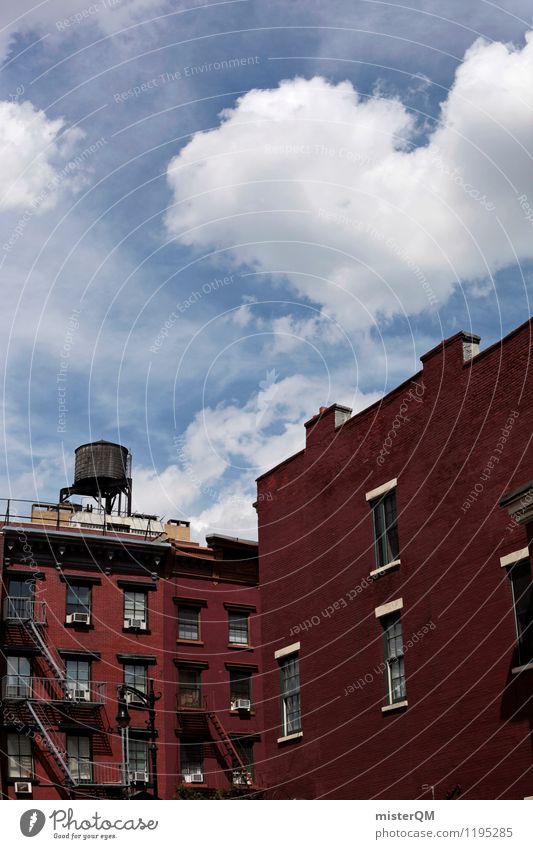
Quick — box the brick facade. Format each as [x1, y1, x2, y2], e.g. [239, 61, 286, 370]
[256, 319, 533, 799]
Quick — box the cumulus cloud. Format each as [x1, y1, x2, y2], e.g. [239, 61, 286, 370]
[0, 100, 83, 212]
[165, 32, 533, 330]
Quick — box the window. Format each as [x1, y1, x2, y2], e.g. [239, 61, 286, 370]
[178, 668, 202, 709]
[229, 670, 252, 709]
[180, 739, 204, 781]
[228, 610, 249, 645]
[124, 591, 147, 626]
[7, 579, 34, 619]
[66, 584, 91, 617]
[371, 489, 400, 568]
[509, 559, 533, 665]
[124, 664, 147, 700]
[67, 735, 92, 783]
[233, 738, 254, 784]
[5, 656, 31, 699]
[382, 612, 406, 704]
[128, 740, 149, 778]
[178, 605, 200, 641]
[7, 734, 33, 778]
[279, 654, 301, 736]
[66, 659, 90, 699]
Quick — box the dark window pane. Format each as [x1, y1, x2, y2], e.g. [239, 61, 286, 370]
[230, 671, 251, 705]
[66, 585, 91, 615]
[372, 490, 400, 568]
[228, 611, 249, 644]
[382, 612, 406, 703]
[510, 560, 533, 664]
[178, 606, 199, 641]
[280, 655, 301, 735]
[178, 668, 202, 708]
[181, 739, 204, 778]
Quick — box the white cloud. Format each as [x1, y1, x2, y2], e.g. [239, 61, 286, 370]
[0, 0, 172, 60]
[133, 371, 380, 539]
[165, 33, 533, 330]
[0, 100, 83, 212]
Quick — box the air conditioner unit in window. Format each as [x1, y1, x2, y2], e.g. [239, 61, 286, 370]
[66, 612, 90, 625]
[183, 772, 203, 783]
[235, 698, 251, 711]
[68, 688, 91, 702]
[129, 771, 149, 784]
[14, 781, 32, 794]
[125, 618, 147, 630]
[125, 692, 144, 704]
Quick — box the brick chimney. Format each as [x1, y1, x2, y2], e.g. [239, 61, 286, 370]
[305, 403, 352, 448]
[421, 330, 481, 376]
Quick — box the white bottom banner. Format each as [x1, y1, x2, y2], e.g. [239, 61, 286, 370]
[3, 800, 532, 848]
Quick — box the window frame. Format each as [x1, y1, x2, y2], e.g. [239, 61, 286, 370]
[177, 604, 201, 642]
[5, 655, 32, 699]
[508, 558, 533, 666]
[128, 739, 149, 776]
[279, 653, 302, 737]
[178, 667, 202, 710]
[7, 579, 35, 619]
[371, 488, 400, 570]
[232, 737, 254, 783]
[7, 733, 33, 779]
[66, 583, 91, 617]
[180, 739, 204, 781]
[229, 669, 252, 709]
[228, 610, 250, 646]
[123, 663, 148, 700]
[67, 734, 92, 783]
[381, 611, 406, 705]
[124, 590, 148, 628]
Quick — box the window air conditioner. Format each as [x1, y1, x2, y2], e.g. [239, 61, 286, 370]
[14, 781, 32, 794]
[235, 699, 251, 710]
[66, 612, 90, 625]
[125, 692, 144, 704]
[129, 771, 149, 784]
[183, 772, 203, 783]
[70, 688, 91, 702]
[125, 618, 147, 630]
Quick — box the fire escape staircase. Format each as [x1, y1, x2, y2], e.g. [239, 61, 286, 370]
[176, 695, 257, 787]
[206, 709, 255, 787]
[3, 599, 116, 795]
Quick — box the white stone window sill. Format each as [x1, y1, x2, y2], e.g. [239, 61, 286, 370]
[277, 731, 303, 744]
[511, 662, 533, 674]
[370, 559, 401, 578]
[381, 700, 408, 714]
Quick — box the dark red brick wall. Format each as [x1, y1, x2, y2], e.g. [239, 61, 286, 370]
[1, 543, 263, 800]
[164, 575, 264, 791]
[257, 319, 533, 799]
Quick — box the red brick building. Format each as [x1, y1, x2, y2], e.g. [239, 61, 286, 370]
[256, 318, 533, 800]
[0, 496, 263, 800]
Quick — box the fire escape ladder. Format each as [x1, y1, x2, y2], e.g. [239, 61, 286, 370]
[26, 619, 67, 693]
[206, 710, 254, 785]
[26, 700, 73, 784]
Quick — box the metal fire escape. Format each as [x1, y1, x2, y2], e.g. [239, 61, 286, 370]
[177, 695, 256, 788]
[2, 597, 122, 798]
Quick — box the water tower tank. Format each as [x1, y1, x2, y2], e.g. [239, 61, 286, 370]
[74, 440, 129, 489]
[60, 440, 132, 515]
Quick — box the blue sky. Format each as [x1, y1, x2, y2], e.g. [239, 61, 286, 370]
[0, 0, 532, 539]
